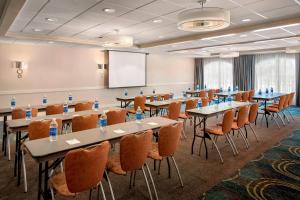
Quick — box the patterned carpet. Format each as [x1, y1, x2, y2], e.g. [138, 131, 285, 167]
[200, 109, 300, 200]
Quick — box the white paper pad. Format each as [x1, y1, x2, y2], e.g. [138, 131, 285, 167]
[72, 114, 80, 117]
[113, 129, 125, 134]
[103, 110, 109, 113]
[66, 138, 80, 145]
[147, 122, 158, 126]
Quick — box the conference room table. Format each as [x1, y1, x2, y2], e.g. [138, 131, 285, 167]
[116, 93, 173, 108]
[186, 90, 206, 97]
[6, 106, 120, 187]
[215, 91, 244, 102]
[252, 92, 286, 128]
[145, 97, 200, 117]
[23, 116, 178, 200]
[0, 100, 89, 156]
[187, 101, 252, 159]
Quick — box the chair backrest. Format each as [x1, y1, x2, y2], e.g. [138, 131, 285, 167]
[201, 97, 209, 107]
[120, 130, 152, 171]
[46, 104, 64, 115]
[158, 123, 183, 157]
[207, 89, 214, 101]
[163, 94, 170, 100]
[248, 90, 255, 102]
[28, 119, 62, 140]
[106, 109, 127, 125]
[235, 93, 242, 101]
[12, 108, 38, 119]
[167, 101, 181, 120]
[237, 106, 249, 127]
[283, 94, 290, 109]
[185, 99, 197, 113]
[249, 103, 259, 123]
[134, 96, 146, 111]
[288, 92, 295, 106]
[215, 89, 220, 93]
[72, 114, 98, 132]
[242, 92, 249, 102]
[222, 110, 234, 133]
[278, 95, 287, 110]
[198, 90, 206, 98]
[75, 102, 93, 112]
[65, 141, 109, 193]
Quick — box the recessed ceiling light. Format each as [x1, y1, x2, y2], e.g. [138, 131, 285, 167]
[45, 17, 57, 22]
[242, 18, 251, 22]
[32, 28, 42, 32]
[240, 34, 247, 37]
[153, 19, 162, 23]
[103, 8, 116, 13]
[48, 41, 54, 44]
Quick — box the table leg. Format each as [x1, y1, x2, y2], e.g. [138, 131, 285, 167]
[203, 117, 208, 160]
[14, 131, 19, 177]
[2, 115, 7, 155]
[191, 116, 196, 154]
[17, 131, 22, 185]
[264, 100, 269, 128]
[120, 101, 123, 108]
[155, 108, 159, 116]
[38, 163, 42, 200]
[44, 161, 49, 200]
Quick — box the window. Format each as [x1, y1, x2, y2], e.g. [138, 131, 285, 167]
[255, 53, 296, 93]
[203, 57, 233, 89]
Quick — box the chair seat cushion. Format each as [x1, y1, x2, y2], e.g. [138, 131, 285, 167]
[178, 113, 188, 119]
[148, 143, 163, 160]
[107, 155, 126, 175]
[203, 126, 223, 135]
[49, 172, 75, 197]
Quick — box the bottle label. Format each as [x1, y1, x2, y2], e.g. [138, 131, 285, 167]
[197, 102, 202, 108]
[26, 111, 31, 119]
[50, 127, 57, 137]
[136, 113, 142, 120]
[64, 106, 68, 113]
[94, 102, 99, 109]
[43, 98, 47, 104]
[68, 96, 72, 101]
[100, 119, 107, 127]
[11, 100, 16, 107]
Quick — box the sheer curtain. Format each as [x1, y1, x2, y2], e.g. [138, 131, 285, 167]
[255, 53, 296, 93]
[203, 57, 233, 89]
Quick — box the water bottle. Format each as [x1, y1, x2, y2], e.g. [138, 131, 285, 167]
[271, 87, 274, 94]
[49, 118, 58, 142]
[136, 106, 143, 122]
[182, 91, 187, 98]
[99, 113, 107, 128]
[188, 87, 191, 91]
[204, 84, 207, 90]
[228, 95, 233, 104]
[25, 104, 32, 120]
[68, 93, 73, 103]
[42, 95, 47, 105]
[10, 96, 16, 109]
[228, 86, 231, 92]
[140, 89, 143, 95]
[152, 89, 156, 94]
[196, 85, 200, 91]
[124, 89, 128, 96]
[63, 101, 68, 114]
[94, 99, 99, 110]
[197, 99, 202, 109]
[265, 88, 269, 94]
[235, 85, 239, 91]
[258, 89, 262, 95]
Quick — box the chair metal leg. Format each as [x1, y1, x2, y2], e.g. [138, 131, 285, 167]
[50, 186, 55, 200]
[287, 109, 295, 121]
[7, 133, 11, 161]
[211, 137, 223, 163]
[271, 113, 280, 129]
[170, 156, 184, 187]
[227, 133, 239, 155]
[166, 157, 171, 178]
[99, 182, 107, 200]
[158, 160, 161, 175]
[224, 134, 236, 156]
[21, 150, 27, 193]
[89, 189, 92, 200]
[105, 171, 115, 200]
[145, 163, 159, 200]
[278, 113, 286, 126]
[238, 129, 249, 149]
[142, 166, 153, 200]
[283, 111, 290, 123]
[248, 124, 259, 142]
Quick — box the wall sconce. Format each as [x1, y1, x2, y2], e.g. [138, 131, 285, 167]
[14, 61, 26, 78]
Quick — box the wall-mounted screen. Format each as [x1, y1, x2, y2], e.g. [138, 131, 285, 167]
[108, 51, 146, 88]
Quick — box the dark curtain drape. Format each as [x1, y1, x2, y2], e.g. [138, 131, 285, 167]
[296, 54, 300, 106]
[233, 55, 255, 91]
[194, 58, 204, 89]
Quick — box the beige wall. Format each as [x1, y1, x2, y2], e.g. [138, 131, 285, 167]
[0, 43, 194, 109]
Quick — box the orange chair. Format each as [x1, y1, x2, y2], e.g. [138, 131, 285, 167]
[107, 130, 158, 200]
[248, 90, 255, 102]
[179, 99, 197, 126]
[148, 123, 184, 187]
[231, 106, 250, 149]
[74, 102, 93, 112]
[46, 104, 64, 115]
[150, 95, 162, 102]
[244, 103, 260, 142]
[286, 92, 295, 121]
[241, 92, 249, 102]
[205, 110, 236, 163]
[201, 97, 209, 107]
[49, 141, 114, 200]
[106, 109, 127, 125]
[163, 94, 170, 100]
[21, 119, 63, 192]
[207, 89, 215, 102]
[127, 96, 146, 114]
[72, 114, 98, 132]
[164, 101, 181, 120]
[235, 93, 242, 101]
[198, 90, 206, 98]
[266, 95, 287, 128]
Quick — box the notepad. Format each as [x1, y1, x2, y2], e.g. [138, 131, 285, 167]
[114, 129, 125, 134]
[66, 139, 80, 145]
[103, 110, 109, 113]
[72, 114, 80, 117]
[147, 122, 158, 126]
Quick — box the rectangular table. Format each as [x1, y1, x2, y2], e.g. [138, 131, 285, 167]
[186, 90, 208, 97]
[116, 93, 172, 108]
[187, 101, 252, 159]
[145, 97, 199, 117]
[6, 106, 119, 187]
[216, 91, 244, 102]
[24, 117, 178, 200]
[252, 93, 286, 128]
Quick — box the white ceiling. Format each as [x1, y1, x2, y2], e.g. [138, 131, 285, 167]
[2, 0, 300, 55]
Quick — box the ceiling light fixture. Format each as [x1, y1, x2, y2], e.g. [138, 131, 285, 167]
[242, 18, 251, 22]
[45, 18, 57, 22]
[103, 8, 116, 13]
[48, 41, 54, 44]
[101, 29, 133, 48]
[201, 33, 236, 40]
[253, 23, 300, 32]
[177, 0, 230, 32]
[153, 19, 162, 23]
